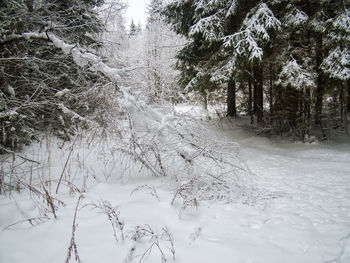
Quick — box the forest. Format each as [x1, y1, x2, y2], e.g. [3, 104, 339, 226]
[0, 1, 350, 263]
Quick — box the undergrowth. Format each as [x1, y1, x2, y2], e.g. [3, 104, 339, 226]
[0, 87, 260, 262]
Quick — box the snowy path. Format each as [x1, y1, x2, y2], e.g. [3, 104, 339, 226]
[0, 120, 350, 263]
[207, 121, 350, 262]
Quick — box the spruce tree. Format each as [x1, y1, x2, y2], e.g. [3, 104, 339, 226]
[163, 0, 280, 118]
[0, 0, 110, 150]
[129, 20, 137, 37]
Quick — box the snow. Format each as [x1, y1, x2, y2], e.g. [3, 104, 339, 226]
[6, 85, 15, 97]
[322, 47, 350, 80]
[284, 7, 308, 27]
[276, 59, 315, 89]
[48, 34, 75, 55]
[189, 13, 224, 41]
[222, 2, 280, 62]
[55, 89, 70, 98]
[225, 1, 238, 18]
[1, 111, 350, 263]
[6, 32, 123, 83]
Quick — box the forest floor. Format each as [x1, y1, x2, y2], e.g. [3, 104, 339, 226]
[1, 105, 350, 263]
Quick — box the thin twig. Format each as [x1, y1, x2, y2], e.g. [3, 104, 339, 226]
[0, 146, 41, 164]
[66, 195, 83, 263]
[3, 217, 47, 230]
[56, 135, 78, 194]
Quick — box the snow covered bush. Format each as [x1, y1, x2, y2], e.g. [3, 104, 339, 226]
[111, 88, 252, 215]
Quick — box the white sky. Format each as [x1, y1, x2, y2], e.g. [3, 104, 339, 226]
[125, 0, 150, 29]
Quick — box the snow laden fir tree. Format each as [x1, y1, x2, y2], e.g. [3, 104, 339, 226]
[163, 0, 350, 139]
[0, 0, 117, 149]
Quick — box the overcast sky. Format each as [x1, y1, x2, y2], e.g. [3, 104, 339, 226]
[125, 0, 150, 29]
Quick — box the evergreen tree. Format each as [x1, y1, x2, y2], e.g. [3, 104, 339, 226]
[128, 19, 141, 37]
[163, 0, 280, 118]
[164, 0, 350, 138]
[0, 0, 112, 150]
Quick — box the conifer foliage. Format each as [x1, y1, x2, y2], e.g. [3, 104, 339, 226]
[163, 0, 350, 139]
[0, 0, 113, 150]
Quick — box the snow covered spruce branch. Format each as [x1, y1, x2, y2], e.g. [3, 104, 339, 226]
[0, 27, 124, 149]
[1, 31, 122, 83]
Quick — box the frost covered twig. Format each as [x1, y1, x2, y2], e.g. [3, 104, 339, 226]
[131, 185, 160, 201]
[113, 89, 253, 214]
[3, 217, 48, 230]
[127, 225, 176, 263]
[87, 200, 125, 242]
[66, 195, 83, 263]
[56, 135, 79, 194]
[0, 146, 41, 165]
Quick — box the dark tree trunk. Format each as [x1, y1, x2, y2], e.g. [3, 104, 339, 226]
[286, 85, 299, 127]
[253, 86, 257, 116]
[347, 79, 350, 113]
[25, 0, 34, 12]
[227, 78, 236, 117]
[346, 80, 349, 135]
[203, 90, 208, 111]
[253, 64, 264, 124]
[340, 81, 344, 124]
[269, 62, 273, 123]
[305, 87, 311, 136]
[272, 84, 284, 133]
[248, 74, 253, 124]
[315, 34, 323, 125]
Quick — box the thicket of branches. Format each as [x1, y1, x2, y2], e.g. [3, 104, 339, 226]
[0, 0, 116, 150]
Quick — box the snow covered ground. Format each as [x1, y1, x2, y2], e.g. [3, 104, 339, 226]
[1, 111, 350, 263]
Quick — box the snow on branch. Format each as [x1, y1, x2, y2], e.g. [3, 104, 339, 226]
[58, 103, 91, 124]
[322, 47, 350, 80]
[1, 32, 122, 83]
[283, 7, 308, 27]
[225, 1, 238, 18]
[243, 3, 281, 41]
[222, 3, 280, 61]
[223, 30, 263, 61]
[184, 70, 206, 92]
[276, 59, 315, 89]
[333, 9, 350, 33]
[210, 57, 236, 84]
[189, 13, 224, 41]
[115, 86, 252, 207]
[195, 0, 224, 13]
[321, 9, 350, 80]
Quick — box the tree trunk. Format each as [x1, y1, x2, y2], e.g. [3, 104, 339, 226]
[253, 64, 264, 124]
[227, 78, 236, 117]
[340, 81, 344, 124]
[285, 85, 299, 127]
[315, 34, 323, 125]
[25, 0, 34, 12]
[203, 90, 208, 111]
[305, 87, 311, 137]
[253, 75, 257, 116]
[347, 79, 350, 113]
[248, 67, 254, 124]
[269, 62, 273, 123]
[345, 80, 349, 135]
